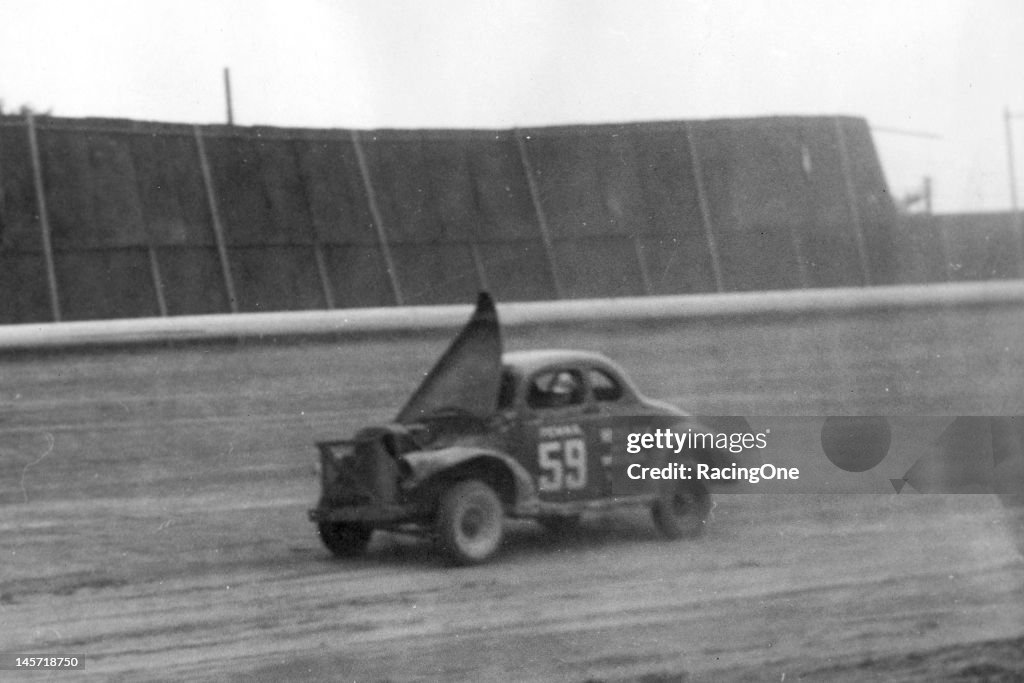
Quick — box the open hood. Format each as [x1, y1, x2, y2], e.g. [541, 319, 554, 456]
[396, 293, 503, 424]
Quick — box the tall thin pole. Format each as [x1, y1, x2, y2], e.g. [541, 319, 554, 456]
[120, 130, 169, 317]
[194, 125, 239, 312]
[1006, 108, 1020, 217]
[350, 130, 404, 306]
[223, 67, 234, 126]
[685, 122, 725, 292]
[469, 241, 490, 292]
[147, 247, 169, 316]
[311, 235, 336, 310]
[1005, 107, 1024, 277]
[633, 237, 652, 295]
[25, 112, 62, 321]
[514, 129, 564, 299]
[834, 117, 873, 286]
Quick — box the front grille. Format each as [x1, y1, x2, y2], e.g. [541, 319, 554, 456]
[318, 438, 399, 507]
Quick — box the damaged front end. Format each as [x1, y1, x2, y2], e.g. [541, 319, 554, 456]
[309, 425, 422, 526]
[309, 293, 507, 555]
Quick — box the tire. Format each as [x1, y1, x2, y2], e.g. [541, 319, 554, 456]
[317, 521, 373, 558]
[652, 480, 711, 539]
[436, 480, 505, 565]
[538, 515, 582, 536]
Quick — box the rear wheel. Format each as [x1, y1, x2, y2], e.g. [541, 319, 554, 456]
[436, 480, 505, 565]
[652, 480, 711, 539]
[317, 521, 373, 557]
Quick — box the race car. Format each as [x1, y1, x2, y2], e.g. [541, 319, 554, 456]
[308, 293, 731, 565]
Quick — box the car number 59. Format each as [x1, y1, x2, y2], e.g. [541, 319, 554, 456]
[537, 438, 588, 492]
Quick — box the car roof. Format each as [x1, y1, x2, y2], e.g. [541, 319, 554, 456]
[501, 349, 618, 375]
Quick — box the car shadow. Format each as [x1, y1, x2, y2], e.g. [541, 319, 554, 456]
[330, 510, 678, 568]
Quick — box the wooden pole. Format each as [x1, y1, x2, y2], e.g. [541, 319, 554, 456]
[25, 112, 62, 321]
[147, 247, 169, 316]
[311, 241, 335, 310]
[291, 134, 334, 309]
[514, 129, 564, 299]
[1004, 107, 1024, 277]
[469, 241, 490, 292]
[350, 130, 404, 306]
[834, 117, 873, 286]
[223, 67, 234, 126]
[633, 237, 652, 295]
[685, 122, 725, 292]
[193, 125, 239, 312]
[119, 131, 169, 318]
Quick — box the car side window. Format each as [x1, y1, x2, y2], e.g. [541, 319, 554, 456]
[589, 368, 623, 402]
[527, 369, 584, 409]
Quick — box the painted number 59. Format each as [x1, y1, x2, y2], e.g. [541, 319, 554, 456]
[538, 438, 587, 492]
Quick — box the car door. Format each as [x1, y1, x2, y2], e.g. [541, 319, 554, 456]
[587, 365, 655, 497]
[518, 366, 605, 503]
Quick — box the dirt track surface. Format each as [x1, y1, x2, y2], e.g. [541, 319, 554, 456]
[2, 305, 1024, 680]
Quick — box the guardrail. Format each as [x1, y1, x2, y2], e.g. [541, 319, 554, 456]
[1, 280, 1023, 352]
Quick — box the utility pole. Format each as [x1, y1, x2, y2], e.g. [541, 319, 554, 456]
[1005, 107, 1023, 276]
[224, 67, 234, 126]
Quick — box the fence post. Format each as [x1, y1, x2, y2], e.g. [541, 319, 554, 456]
[119, 133, 170, 317]
[299, 149, 336, 309]
[193, 125, 239, 312]
[25, 112, 62, 321]
[685, 122, 725, 292]
[633, 238, 652, 295]
[514, 129, 564, 299]
[147, 247, 169, 316]
[350, 130, 404, 306]
[312, 241, 336, 309]
[834, 117, 873, 286]
[469, 241, 490, 292]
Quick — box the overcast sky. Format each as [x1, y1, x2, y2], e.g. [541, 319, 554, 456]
[2, 0, 1022, 213]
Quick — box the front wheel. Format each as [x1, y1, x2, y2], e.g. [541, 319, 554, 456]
[318, 521, 373, 558]
[436, 480, 505, 565]
[651, 480, 711, 539]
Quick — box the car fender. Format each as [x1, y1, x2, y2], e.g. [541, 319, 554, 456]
[402, 446, 537, 507]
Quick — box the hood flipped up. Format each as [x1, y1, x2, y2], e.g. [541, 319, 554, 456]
[395, 293, 503, 424]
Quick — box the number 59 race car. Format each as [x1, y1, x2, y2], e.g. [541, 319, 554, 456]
[309, 294, 732, 565]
